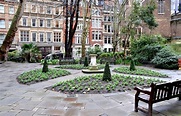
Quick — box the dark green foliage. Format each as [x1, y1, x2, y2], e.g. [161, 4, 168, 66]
[21, 43, 42, 63]
[151, 46, 179, 69]
[130, 59, 136, 71]
[42, 59, 48, 73]
[102, 62, 111, 81]
[84, 57, 89, 67]
[131, 35, 166, 63]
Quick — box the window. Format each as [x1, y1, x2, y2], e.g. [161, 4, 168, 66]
[9, 20, 12, 28]
[9, 6, 14, 14]
[104, 25, 112, 32]
[39, 6, 44, 14]
[31, 5, 36, 13]
[47, 32, 51, 42]
[20, 30, 29, 42]
[47, 6, 52, 14]
[54, 32, 61, 42]
[92, 19, 101, 28]
[158, 0, 164, 14]
[39, 33, 44, 42]
[47, 19, 51, 27]
[104, 36, 112, 44]
[39, 19, 44, 27]
[22, 17, 27, 26]
[32, 32, 36, 42]
[0, 20, 5, 28]
[92, 31, 102, 40]
[0, 5, 4, 13]
[0, 34, 6, 44]
[77, 22, 83, 30]
[32, 18, 36, 27]
[75, 34, 81, 44]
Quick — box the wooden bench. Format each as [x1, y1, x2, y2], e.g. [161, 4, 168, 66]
[134, 80, 181, 116]
[59, 58, 76, 65]
[100, 58, 116, 64]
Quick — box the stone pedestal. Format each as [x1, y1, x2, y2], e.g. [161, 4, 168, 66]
[89, 54, 98, 70]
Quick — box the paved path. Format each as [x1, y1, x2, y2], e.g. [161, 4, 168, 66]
[0, 62, 181, 116]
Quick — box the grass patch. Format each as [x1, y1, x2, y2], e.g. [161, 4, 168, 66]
[47, 74, 164, 94]
[55, 64, 105, 70]
[113, 66, 168, 78]
[17, 69, 71, 85]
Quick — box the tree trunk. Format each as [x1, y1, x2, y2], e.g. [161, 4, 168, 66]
[64, 0, 80, 58]
[0, 0, 25, 62]
[81, 0, 90, 58]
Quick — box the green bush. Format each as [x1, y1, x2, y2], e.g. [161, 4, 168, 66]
[42, 59, 49, 73]
[102, 62, 112, 81]
[151, 46, 179, 69]
[130, 59, 136, 71]
[131, 35, 166, 63]
[84, 57, 89, 67]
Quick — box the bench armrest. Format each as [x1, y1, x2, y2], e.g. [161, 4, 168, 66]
[134, 87, 151, 95]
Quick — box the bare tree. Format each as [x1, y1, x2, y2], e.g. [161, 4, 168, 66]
[0, 0, 26, 62]
[64, 0, 81, 58]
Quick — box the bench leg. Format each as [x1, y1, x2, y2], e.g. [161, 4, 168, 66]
[135, 99, 139, 112]
[148, 103, 152, 116]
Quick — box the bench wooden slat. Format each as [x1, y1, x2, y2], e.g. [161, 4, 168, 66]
[134, 80, 181, 116]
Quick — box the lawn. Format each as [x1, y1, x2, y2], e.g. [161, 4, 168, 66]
[47, 74, 164, 94]
[113, 66, 169, 78]
[17, 68, 71, 85]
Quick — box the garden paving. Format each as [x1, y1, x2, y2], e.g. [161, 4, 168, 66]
[0, 62, 181, 116]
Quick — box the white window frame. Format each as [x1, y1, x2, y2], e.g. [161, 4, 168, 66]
[32, 18, 36, 27]
[20, 30, 29, 42]
[92, 19, 101, 28]
[158, 0, 164, 14]
[39, 32, 44, 42]
[39, 19, 44, 27]
[75, 34, 81, 44]
[9, 6, 14, 14]
[47, 19, 51, 27]
[32, 32, 37, 42]
[0, 20, 5, 28]
[0, 34, 6, 44]
[92, 31, 102, 40]
[47, 32, 51, 42]
[54, 32, 61, 42]
[22, 17, 27, 26]
[0, 4, 4, 13]
[47, 6, 52, 14]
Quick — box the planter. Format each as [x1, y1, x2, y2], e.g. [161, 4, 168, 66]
[178, 59, 181, 70]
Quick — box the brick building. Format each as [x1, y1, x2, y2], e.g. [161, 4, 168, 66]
[141, 0, 171, 38]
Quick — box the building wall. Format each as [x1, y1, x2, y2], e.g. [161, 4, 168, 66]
[170, 13, 181, 44]
[142, 0, 171, 38]
[0, 0, 19, 50]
